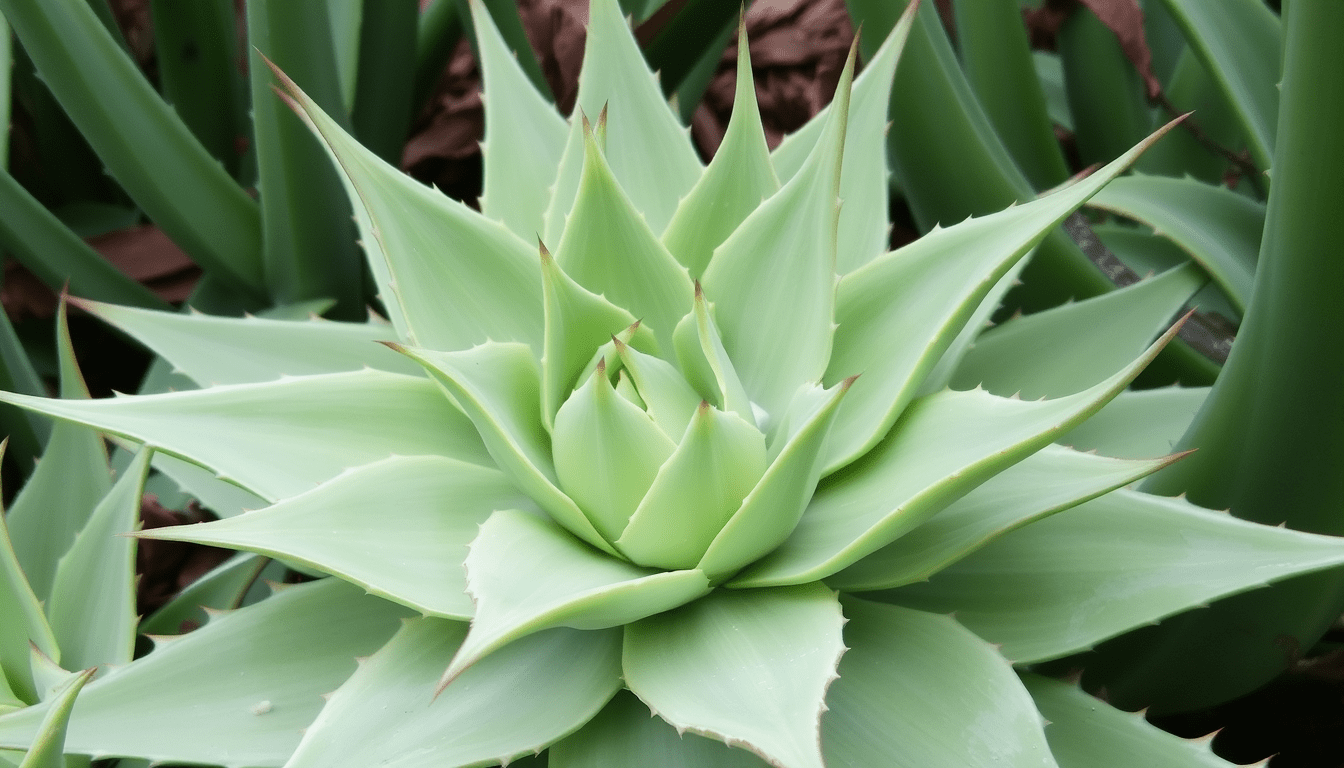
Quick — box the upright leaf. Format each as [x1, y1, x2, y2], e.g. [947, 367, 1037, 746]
[15, 668, 93, 768]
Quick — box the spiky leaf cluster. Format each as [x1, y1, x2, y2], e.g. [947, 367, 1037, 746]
[0, 1, 1333, 766]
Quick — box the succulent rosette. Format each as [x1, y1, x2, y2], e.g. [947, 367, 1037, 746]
[4, 1, 1344, 767]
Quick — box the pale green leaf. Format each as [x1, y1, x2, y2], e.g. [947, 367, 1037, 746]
[286, 618, 622, 768]
[46, 450, 149, 671]
[672, 290, 756, 427]
[886, 489, 1344, 663]
[700, 49, 851, 424]
[138, 553, 268, 636]
[74, 298, 418, 386]
[702, 381, 851, 583]
[0, 579, 412, 767]
[541, 247, 650, 429]
[444, 509, 708, 682]
[823, 123, 1181, 472]
[1087, 175, 1261, 313]
[733, 326, 1179, 588]
[772, 8, 918, 274]
[23, 651, 71, 707]
[0, 370, 489, 503]
[553, 363, 676, 543]
[274, 65, 542, 351]
[1158, 0, 1280, 171]
[0, 493, 59, 705]
[951, 263, 1203, 399]
[550, 690, 769, 768]
[624, 584, 845, 768]
[16, 668, 93, 768]
[394, 342, 614, 553]
[615, 340, 701, 441]
[1060, 386, 1208, 459]
[6, 307, 111, 603]
[542, 0, 701, 242]
[828, 446, 1184, 591]
[472, 0, 568, 240]
[661, 22, 778, 279]
[822, 598, 1057, 768]
[554, 126, 695, 353]
[140, 456, 533, 619]
[919, 252, 1030, 395]
[1022, 675, 1238, 768]
[617, 404, 767, 570]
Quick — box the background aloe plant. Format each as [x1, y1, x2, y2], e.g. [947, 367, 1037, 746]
[0, 0, 1340, 766]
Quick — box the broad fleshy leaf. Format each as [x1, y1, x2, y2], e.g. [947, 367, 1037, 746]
[885, 489, 1344, 663]
[388, 342, 613, 553]
[0, 370, 490, 502]
[823, 121, 1181, 472]
[617, 403, 767, 570]
[951, 263, 1204, 399]
[143, 451, 267, 519]
[1060, 386, 1208, 459]
[549, 690, 769, 768]
[771, 5, 919, 274]
[661, 21, 778, 279]
[553, 363, 676, 543]
[73, 298, 417, 386]
[0, 579, 412, 767]
[700, 46, 851, 423]
[46, 449, 150, 671]
[139, 456, 533, 619]
[1021, 675, 1238, 768]
[703, 381, 852, 583]
[274, 64, 542, 351]
[554, 125, 694, 353]
[285, 618, 623, 768]
[443, 509, 709, 683]
[624, 584, 845, 768]
[542, 0, 701, 242]
[733, 324, 1181, 588]
[615, 340, 701, 441]
[541, 246, 650, 428]
[1086, 175, 1261, 313]
[15, 668, 93, 768]
[822, 598, 1058, 768]
[828, 446, 1186, 591]
[472, 0, 568, 240]
[672, 289, 756, 427]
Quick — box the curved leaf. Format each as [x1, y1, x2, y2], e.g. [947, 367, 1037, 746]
[1087, 175, 1262, 313]
[550, 690, 769, 767]
[1060, 386, 1208, 459]
[624, 583, 845, 768]
[285, 618, 623, 768]
[15, 668, 94, 768]
[47, 449, 150, 671]
[554, 126, 695, 353]
[661, 20, 778, 279]
[828, 446, 1185, 591]
[1022, 675, 1238, 768]
[734, 325, 1180, 588]
[822, 598, 1057, 768]
[701, 46, 851, 423]
[543, 0, 702, 242]
[472, 0, 568, 240]
[0, 370, 490, 502]
[0, 495, 59, 705]
[444, 509, 709, 683]
[75, 299, 418, 386]
[139, 456, 532, 619]
[274, 64, 542, 351]
[886, 489, 1344, 663]
[0, 580, 412, 767]
[951, 263, 1204, 399]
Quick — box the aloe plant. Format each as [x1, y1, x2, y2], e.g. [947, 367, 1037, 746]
[0, 0, 1342, 765]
